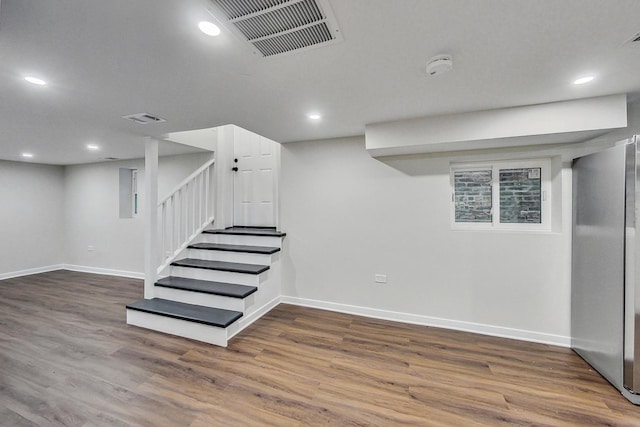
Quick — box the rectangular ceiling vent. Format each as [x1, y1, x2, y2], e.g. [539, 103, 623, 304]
[122, 113, 167, 125]
[209, 0, 343, 57]
[625, 31, 640, 45]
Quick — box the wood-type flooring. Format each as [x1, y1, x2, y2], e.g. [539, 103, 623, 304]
[1, 270, 639, 426]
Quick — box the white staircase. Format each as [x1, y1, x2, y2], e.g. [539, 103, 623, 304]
[126, 226, 285, 347]
[124, 148, 285, 347]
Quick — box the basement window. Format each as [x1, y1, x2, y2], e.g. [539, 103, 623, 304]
[119, 168, 139, 219]
[451, 159, 550, 231]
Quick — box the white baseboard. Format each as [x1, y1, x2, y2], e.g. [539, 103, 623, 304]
[0, 265, 571, 348]
[62, 264, 144, 280]
[0, 264, 65, 281]
[281, 296, 571, 348]
[227, 296, 281, 340]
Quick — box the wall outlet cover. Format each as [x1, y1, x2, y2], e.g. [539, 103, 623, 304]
[375, 274, 387, 283]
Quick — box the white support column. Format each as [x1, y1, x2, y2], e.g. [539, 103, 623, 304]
[215, 125, 235, 229]
[144, 137, 159, 299]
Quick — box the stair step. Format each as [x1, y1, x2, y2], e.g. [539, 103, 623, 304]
[156, 276, 257, 298]
[188, 243, 280, 255]
[126, 298, 242, 328]
[171, 258, 269, 274]
[204, 227, 286, 237]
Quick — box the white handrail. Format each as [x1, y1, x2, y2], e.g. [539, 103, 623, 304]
[159, 157, 216, 205]
[157, 159, 216, 274]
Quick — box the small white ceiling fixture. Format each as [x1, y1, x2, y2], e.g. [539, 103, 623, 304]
[573, 75, 595, 85]
[24, 76, 46, 85]
[21, 153, 34, 158]
[86, 144, 100, 151]
[122, 113, 167, 124]
[199, 21, 221, 36]
[426, 54, 453, 76]
[308, 113, 322, 120]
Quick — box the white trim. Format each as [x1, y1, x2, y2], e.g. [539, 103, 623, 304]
[0, 264, 65, 281]
[1, 265, 570, 348]
[281, 296, 570, 347]
[451, 158, 552, 232]
[227, 296, 281, 340]
[62, 264, 144, 280]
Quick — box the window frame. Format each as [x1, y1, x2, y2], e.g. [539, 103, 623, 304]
[450, 159, 551, 232]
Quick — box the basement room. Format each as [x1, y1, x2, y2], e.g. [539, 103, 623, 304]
[2, 0, 640, 425]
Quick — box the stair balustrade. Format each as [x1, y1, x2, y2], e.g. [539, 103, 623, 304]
[157, 158, 215, 274]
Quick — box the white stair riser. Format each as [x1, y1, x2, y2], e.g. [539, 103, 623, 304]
[187, 248, 273, 265]
[126, 309, 229, 347]
[170, 265, 266, 286]
[154, 286, 253, 312]
[197, 234, 282, 247]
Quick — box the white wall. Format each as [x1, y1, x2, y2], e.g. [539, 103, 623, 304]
[64, 153, 212, 276]
[280, 136, 572, 345]
[0, 161, 65, 278]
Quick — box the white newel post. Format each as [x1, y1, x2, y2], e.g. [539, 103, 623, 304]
[144, 137, 158, 299]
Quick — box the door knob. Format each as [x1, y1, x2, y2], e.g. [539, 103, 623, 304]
[232, 167, 238, 172]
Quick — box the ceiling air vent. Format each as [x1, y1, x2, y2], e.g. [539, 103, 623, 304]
[625, 31, 640, 44]
[122, 113, 166, 125]
[208, 0, 343, 57]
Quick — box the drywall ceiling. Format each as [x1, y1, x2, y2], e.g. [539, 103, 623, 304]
[1, 0, 640, 165]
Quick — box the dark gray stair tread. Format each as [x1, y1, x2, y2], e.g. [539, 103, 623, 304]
[171, 258, 269, 274]
[204, 227, 286, 237]
[156, 276, 257, 298]
[126, 298, 242, 328]
[188, 243, 280, 254]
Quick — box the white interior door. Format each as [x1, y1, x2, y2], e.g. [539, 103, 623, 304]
[233, 129, 277, 227]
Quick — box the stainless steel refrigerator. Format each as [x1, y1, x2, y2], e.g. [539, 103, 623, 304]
[572, 135, 640, 404]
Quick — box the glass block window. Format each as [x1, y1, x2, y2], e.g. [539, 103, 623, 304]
[453, 170, 492, 222]
[499, 168, 541, 224]
[451, 160, 550, 231]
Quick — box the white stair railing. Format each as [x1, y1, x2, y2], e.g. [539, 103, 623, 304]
[157, 158, 215, 274]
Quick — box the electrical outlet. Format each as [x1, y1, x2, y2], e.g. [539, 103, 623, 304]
[87, 245, 94, 252]
[375, 274, 387, 284]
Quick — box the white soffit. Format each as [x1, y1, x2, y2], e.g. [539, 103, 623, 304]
[164, 127, 219, 152]
[365, 94, 628, 157]
[207, 0, 342, 57]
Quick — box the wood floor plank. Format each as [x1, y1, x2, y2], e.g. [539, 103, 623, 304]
[2, 270, 640, 426]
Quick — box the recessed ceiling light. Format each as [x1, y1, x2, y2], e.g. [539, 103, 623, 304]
[308, 113, 322, 120]
[21, 153, 34, 158]
[573, 76, 595, 85]
[24, 76, 46, 86]
[86, 144, 100, 151]
[199, 21, 221, 36]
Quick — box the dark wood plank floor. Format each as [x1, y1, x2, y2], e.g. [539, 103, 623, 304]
[1, 270, 640, 426]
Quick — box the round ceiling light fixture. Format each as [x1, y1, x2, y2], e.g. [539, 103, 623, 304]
[308, 113, 322, 120]
[426, 54, 453, 76]
[24, 76, 46, 85]
[199, 21, 221, 36]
